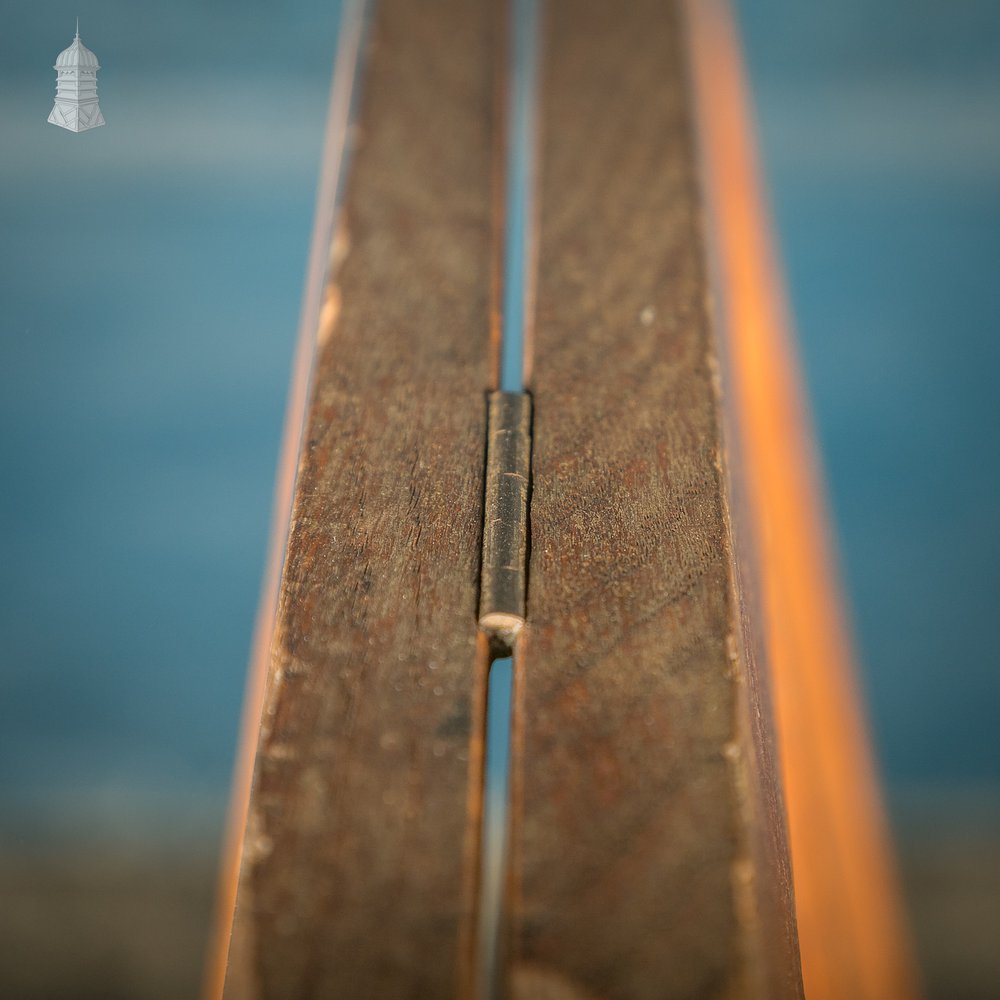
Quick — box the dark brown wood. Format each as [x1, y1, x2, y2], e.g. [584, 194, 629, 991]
[506, 2, 802, 997]
[220, 1, 497, 996]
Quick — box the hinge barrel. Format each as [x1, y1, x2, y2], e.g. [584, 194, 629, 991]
[479, 391, 532, 646]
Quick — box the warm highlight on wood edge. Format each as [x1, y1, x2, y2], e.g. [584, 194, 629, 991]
[201, 6, 366, 996]
[685, 2, 921, 997]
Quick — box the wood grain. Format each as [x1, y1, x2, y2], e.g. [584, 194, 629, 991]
[507, 2, 802, 997]
[220, 0, 496, 996]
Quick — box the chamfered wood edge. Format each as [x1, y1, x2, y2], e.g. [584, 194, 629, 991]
[684, 1, 922, 997]
[202, 5, 368, 996]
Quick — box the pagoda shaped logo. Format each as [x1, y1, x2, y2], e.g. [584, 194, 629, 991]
[48, 20, 106, 132]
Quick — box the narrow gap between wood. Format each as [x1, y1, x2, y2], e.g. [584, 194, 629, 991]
[472, 0, 541, 996]
[475, 653, 515, 1000]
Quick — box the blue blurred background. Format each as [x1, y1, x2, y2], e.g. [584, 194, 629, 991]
[1, 1, 997, 996]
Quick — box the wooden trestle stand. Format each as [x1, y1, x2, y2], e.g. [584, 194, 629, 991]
[206, 2, 920, 997]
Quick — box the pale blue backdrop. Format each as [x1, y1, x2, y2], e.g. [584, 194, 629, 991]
[0, 3, 997, 991]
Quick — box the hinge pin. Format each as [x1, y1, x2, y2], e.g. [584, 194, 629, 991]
[479, 391, 532, 646]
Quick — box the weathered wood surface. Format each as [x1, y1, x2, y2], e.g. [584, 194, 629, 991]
[208, 0, 927, 995]
[220, 0, 497, 996]
[506, 2, 802, 997]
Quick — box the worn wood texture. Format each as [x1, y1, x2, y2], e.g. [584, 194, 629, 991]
[220, 0, 496, 996]
[507, 2, 803, 997]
